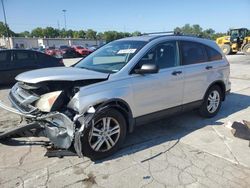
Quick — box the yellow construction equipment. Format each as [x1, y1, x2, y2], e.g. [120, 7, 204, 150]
[216, 28, 250, 55]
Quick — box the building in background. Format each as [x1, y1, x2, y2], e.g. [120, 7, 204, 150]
[0, 36, 105, 49]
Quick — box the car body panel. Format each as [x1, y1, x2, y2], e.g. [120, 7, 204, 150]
[0, 35, 231, 152]
[16, 67, 109, 84]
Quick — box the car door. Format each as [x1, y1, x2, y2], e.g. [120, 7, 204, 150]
[0, 51, 12, 85]
[130, 40, 184, 118]
[10, 50, 38, 80]
[179, 41, 211, 104]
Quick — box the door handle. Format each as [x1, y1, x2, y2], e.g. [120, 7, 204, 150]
[172, 71, 182, 76]
[206, 66, 213, 70]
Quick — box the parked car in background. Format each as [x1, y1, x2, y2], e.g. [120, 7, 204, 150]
[72, 46, 94, 56]
[88, 46, 97, 51]
[0, 49, 64, 85]
[59, 45, 71, 54]
[59, 45, 82, 58]
[31, 46, 45, 53]
[45, 46, 59, 56]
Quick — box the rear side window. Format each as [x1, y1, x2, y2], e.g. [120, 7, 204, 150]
[180, 41, 208, 65]
[0, 52, 8, 63]
[206, 46, 222, 61]
[15, 51, 35, 60]
[37, 52, 55, 62]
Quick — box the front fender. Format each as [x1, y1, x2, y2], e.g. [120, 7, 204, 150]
[67, 84, 134, 117]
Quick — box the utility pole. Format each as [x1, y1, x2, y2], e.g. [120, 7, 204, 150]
[62, 9, 67, 30]
[1, 0, 11, 48]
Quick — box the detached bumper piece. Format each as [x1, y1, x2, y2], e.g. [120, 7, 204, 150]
[0, 99, 75, 150]
[0, 123, 41, 140]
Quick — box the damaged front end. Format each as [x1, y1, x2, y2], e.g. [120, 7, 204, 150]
[0, 79, 105, 152]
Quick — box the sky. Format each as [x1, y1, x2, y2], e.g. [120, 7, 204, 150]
[1, 0, 250, 33]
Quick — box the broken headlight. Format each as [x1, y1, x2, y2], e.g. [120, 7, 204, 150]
[35, 91, 63, 112]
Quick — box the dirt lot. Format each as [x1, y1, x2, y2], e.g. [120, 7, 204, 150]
[1, 55, 250, 188]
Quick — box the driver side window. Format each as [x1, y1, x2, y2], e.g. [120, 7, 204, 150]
[136, 41, 178, 70]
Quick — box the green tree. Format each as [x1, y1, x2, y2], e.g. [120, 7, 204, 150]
[18, 31, 30, 37]
[0, 21, 15, 37]
[85, 29, 97, 39]
[96, 32, 104, 40]
[66, 29, 74, 38]
[78, 30, 86, 38]
[174, 24, 203, 35]
[43, 27, 59, 38]
[132, 31, 142, 36]
[174, 24, 230, 40]
[203, 28, 215, 39]
[31, 27, 44, 37]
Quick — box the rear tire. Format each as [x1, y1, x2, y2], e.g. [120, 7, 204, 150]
[243, 44, 250, 55]
[199, 85, 222, 118]
[221, 44, 232, 55]
[81, 108, 127, 160]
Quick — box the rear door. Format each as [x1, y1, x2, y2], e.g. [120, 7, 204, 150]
[0, 51, 12, 85]
[179, 41, 211, 104]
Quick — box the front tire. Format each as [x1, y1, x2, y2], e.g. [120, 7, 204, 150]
[221, 44, 232, 55]
[81, 108, 127, 160]
[199, 85, 222, 118]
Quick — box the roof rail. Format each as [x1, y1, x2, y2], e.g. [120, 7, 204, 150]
[142, 31, 174, 35]
[141, 31, 205, 39]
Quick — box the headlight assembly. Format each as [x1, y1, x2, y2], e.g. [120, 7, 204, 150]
[35, 91, 62, 112]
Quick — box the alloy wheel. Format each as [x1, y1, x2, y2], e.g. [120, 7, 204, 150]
[89, 117, 121, 152]
[207, 90, 220, 113]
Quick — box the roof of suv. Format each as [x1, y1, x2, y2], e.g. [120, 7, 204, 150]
[118, 34, 221, 52]
[118, 34, 210, 42]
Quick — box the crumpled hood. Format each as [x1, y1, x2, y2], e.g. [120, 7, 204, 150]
[16, 67, 109, 84]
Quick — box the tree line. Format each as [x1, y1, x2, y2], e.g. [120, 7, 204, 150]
[0, 22, 226, 42]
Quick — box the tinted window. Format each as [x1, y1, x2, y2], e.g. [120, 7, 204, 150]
[15, 51, 35, 61]
[0, 52, 8, 63]
[180, 41, 208, 65]
[206, 46, 222, 61]
[37, 52, 54, 61]
[138, 41, 178, 69]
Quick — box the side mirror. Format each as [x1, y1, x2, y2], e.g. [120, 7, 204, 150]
[134, 64, 159, 74]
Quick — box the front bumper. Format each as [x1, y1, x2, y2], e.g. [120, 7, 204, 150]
[0, 100, 36, 118]
[0, 100, 75, 149]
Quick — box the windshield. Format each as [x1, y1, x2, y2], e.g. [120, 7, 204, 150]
[75, 40, 147, 73]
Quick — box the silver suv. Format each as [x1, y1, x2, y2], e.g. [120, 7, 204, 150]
[0, 34, 230, 159]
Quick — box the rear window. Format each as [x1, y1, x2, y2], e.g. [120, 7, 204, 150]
[180, 41, 208, 65]
[206, 46, 222, 61]
[0, 52, 8, 63]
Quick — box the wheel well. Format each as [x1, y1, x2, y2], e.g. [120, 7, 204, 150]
[93, 99, 135, 133]
[207, 81, 226, 101]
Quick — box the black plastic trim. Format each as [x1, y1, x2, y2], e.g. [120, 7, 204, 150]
[135, 100, 202, 126]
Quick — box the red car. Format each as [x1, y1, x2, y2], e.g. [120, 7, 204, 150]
[45, 47, 60, 57]
[72, 46, 94, 56]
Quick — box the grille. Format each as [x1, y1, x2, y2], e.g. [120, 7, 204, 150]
[9, 83, 40, 114]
